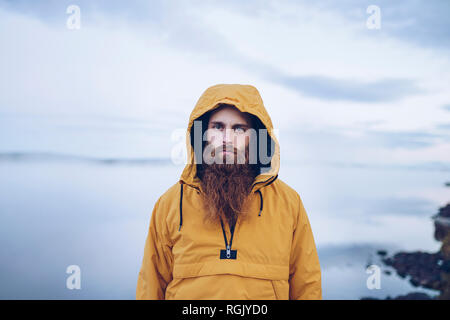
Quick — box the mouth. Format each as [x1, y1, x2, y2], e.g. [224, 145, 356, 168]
[220, 150, 236, 156]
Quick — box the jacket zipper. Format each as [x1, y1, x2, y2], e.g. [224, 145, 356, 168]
[181, 174, 278, 257]
[220, 218, 236, 258]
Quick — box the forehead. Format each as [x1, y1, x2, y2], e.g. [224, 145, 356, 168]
[208, 105, 252, 125]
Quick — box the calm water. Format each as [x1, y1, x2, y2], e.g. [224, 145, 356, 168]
[0, 159, 447, 299]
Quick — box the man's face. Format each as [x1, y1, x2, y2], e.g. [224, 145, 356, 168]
[198, 105, 259, 226]
[204, 105, 253, 164]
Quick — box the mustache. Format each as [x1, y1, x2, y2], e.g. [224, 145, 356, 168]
[201, 142, 249, 165]
[217, 145, 237, 153]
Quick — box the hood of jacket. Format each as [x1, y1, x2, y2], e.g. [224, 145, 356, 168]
[179, 83, 280, 192]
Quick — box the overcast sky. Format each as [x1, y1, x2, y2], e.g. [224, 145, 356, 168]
[0, 0, 449, 168]
[0, 1, 449, 299]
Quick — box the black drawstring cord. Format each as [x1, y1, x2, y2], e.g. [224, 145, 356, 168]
[179, 183, 184, 231]
[256, 189, 263, 216]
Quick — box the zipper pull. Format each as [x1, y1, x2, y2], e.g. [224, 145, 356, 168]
[226, 245, 231, 258]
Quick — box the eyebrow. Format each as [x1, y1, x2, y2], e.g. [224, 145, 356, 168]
[210, 121, 250, 128]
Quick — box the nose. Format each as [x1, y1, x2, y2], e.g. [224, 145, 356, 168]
[222, 128, 234, 145]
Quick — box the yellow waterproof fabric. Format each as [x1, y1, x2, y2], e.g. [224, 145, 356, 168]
[136, 84, 322, 300]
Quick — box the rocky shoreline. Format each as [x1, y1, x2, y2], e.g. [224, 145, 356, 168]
[361, 198, 450, 300]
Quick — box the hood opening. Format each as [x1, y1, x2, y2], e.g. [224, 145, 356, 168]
[180, 84, 280, 192]
[189, 103, 275, 184]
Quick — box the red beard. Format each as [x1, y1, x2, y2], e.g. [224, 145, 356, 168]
[198, 144, 259, 227]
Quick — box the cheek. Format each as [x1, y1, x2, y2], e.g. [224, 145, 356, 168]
[236, 135, 249, 149]
[207, 132, 222, 147]
[208, 134, 222, 149]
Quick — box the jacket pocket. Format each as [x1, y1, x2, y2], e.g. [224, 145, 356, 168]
[164, 278, 181, 300]
[168, 261, 289, 300]
[271, 280, 289, 300]
[166, 274, 278, 300]
[270, 281, 278, 299]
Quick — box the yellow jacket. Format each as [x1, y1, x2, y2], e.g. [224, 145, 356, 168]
[136, 84, 322, 300]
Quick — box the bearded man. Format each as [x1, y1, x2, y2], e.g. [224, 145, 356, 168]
[136, 84, 322, 300]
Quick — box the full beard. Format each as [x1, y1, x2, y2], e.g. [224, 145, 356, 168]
[198, 147, 259, 227]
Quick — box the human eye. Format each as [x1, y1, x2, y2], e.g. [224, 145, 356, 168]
[211, 123, 222, 130]
[234, 126, 246, 134]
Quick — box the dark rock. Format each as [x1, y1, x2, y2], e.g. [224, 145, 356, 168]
[362, 201, 450, 300]
[434, 204, 450, 241]
[442, 260, 450, 273]
[389, 292, 434, 300]
[382, 251, 442, 290]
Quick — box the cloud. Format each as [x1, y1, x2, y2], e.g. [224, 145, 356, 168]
[436, 124, 450, 132]
[365, 130, 443, 149]
[0, 0, 436, 105]
[363, 196, 438, 216]
[0, 0, 166, 25]
[308, 0, 450, 50]
[377, 0, 450, 50]
[273, 74, 420, 102]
